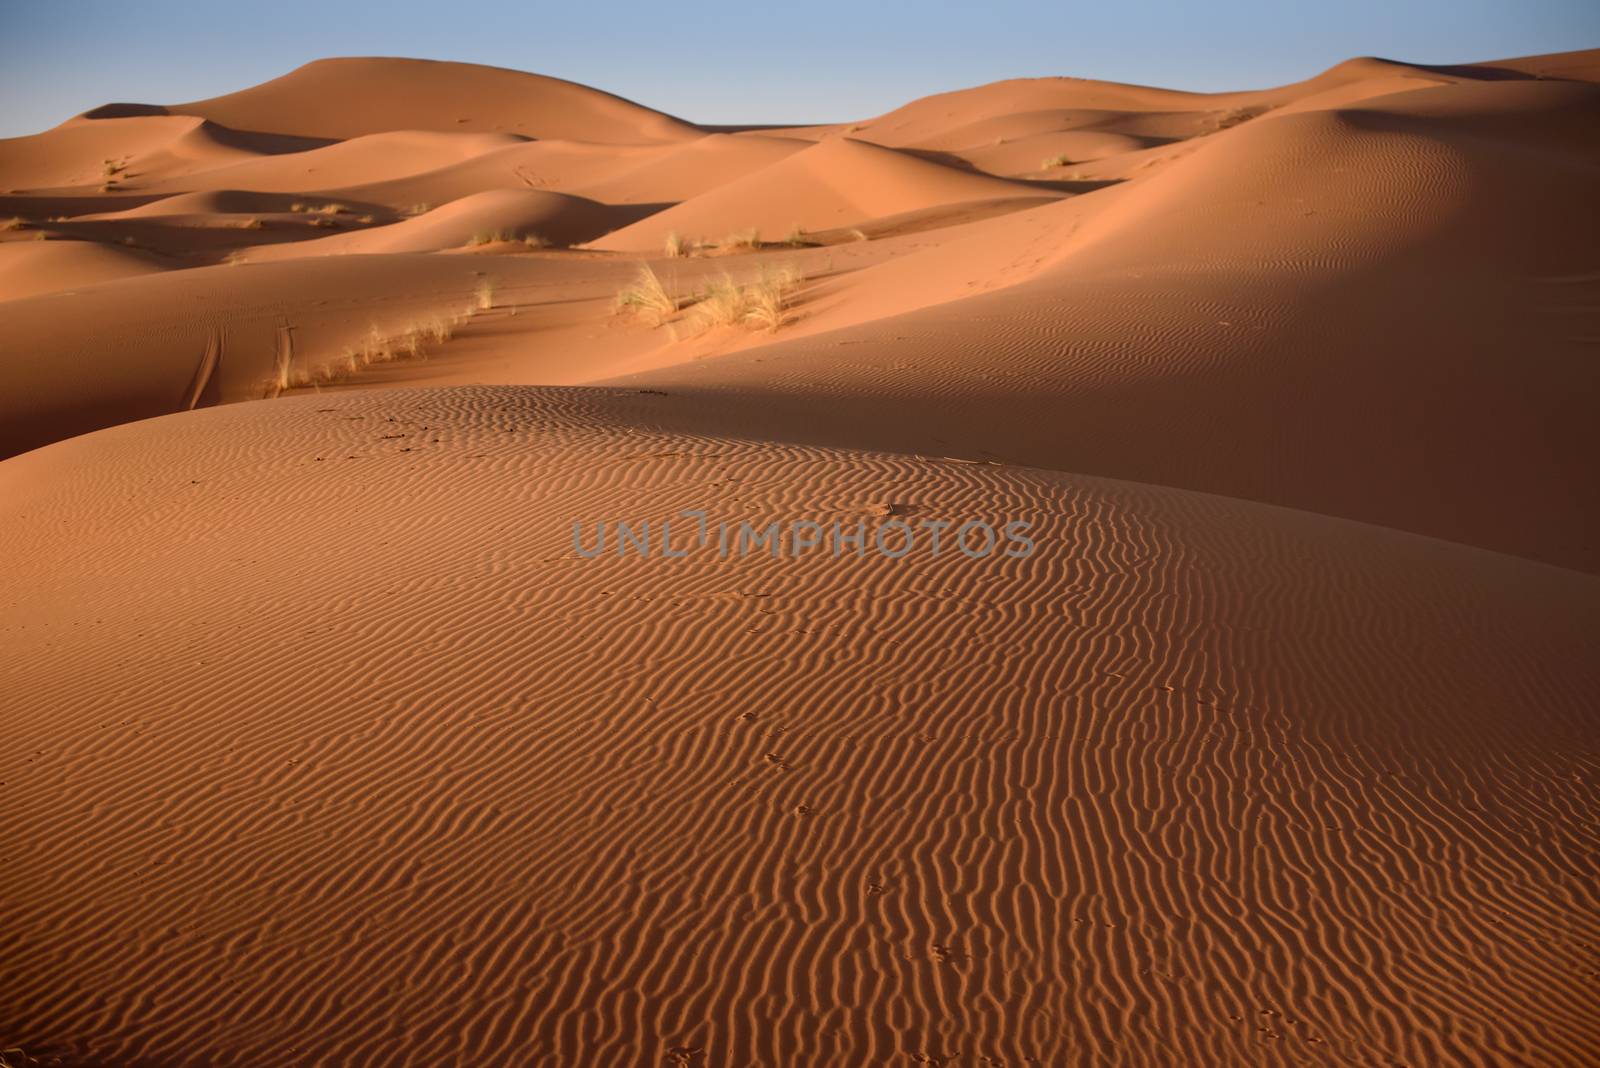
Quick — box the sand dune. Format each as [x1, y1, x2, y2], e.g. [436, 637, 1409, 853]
[596, 76, 1600, 571]
[2, 46, 1599, 1067]
[135, 128, 533, 196]
[243, 190, 626, 258]
[0, 114, 315, 192]
[589, 137, 1058, 250]
[173, 56, 702, 142]
[1, 387, 1597, 1066]
[0, 236, 166, 300]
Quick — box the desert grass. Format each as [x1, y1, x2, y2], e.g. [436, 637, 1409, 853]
[474, 277, 497, 310]
[1041, 153, 1072, 169]
[847, 227, 869, 242]
[784, 226, 809, 247]
[405, 202, 434, 216]
[741, 264, 802, 332]
[1215, 105, 1270, 130]
[277, 304, 479, 393]
[664, 231, 690, 258]
[521, 233, 551, 249]
[235, 217, 264, 230]
[688, 274, 749, 329]
[722, 228, 761, 250]
[684, 264, 803, 334]
[0, 217, 25, 231]
[224, 249, 248, 266]
[614, 265, 680, 325]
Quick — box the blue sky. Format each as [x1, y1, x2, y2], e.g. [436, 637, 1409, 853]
[2, 0, 1596, 137]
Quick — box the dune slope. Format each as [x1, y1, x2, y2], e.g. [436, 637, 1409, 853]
[588, 137, 1057, 251]
[0, 387, 1596, 1067]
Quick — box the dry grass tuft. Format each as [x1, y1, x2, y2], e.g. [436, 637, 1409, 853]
[742, 264, 802, 332]
[1214, 105, 1270, 130]
[405, 202, 434, 216]
[474, 277, 497, 310]
[274, 303, 480, 393]
[1041, 153, 1072, 169]
[847, 227, 869, 243]
[0, 217, 25, 231]
[614, 265, 680, 325]
[684, 264, 804, 334]
[235, 216, 264, 230]
[520, 233, 551, 249]
[664, 231, 691, 258]
[722, 228, 761, 250]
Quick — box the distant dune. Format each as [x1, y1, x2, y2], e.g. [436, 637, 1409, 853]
[1, 48, 1597, 1067]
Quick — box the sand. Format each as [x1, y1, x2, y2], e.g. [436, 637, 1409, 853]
[1, 49, 1597, 1067]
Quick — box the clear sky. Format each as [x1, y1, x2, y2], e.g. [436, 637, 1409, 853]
[2, 0, 1596, 137]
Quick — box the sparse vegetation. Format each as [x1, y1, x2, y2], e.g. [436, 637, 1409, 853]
[474, 277, 497, 310]
[405, 202, 434, 216]
[0, 217, 25, 231]
[680, 264, 804, 334]
[847, 227, 869, 242]
[614, 264, 680, 324]
[235, 217, 264, 230]
[1214, 105, 1270, 130]
[688, 274, 748, 329]
[521, 233, 551, 249]
[784, 226, 807, 247]
[740, 264, 802, 332]
[273, 298, 484, 394]
[664, 231, 690, 258]
[1041, 153, 1072, 169]
[722, 228, 761, 250]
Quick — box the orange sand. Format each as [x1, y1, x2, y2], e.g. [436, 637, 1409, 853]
[1, 50, 1597, 1066]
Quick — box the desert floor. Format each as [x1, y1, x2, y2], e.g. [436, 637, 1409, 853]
[1, 49, 1597, 1067]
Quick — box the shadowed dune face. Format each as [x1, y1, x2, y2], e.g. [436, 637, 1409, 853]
[2, 47, 1599, 1068]
[1, 388, 1597, 1066]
